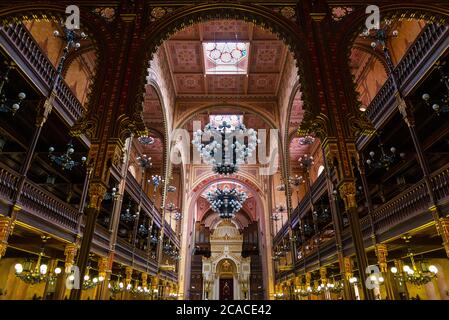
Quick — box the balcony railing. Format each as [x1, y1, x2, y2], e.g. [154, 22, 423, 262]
[0, 163, 80, 232]
[125, 174, 162, 228]
[0, 23, 85, 124]
[273, 173, 327, 244]
[0, 164, 175, 279]
[291, 163, 449, 272]
[364, 23, 449, 128]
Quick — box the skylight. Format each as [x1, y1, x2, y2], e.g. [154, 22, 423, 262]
[209, 115, 244, 130]
[203, 42, 249, 74]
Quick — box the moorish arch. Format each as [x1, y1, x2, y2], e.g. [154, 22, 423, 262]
[179, 171, 272, 299]
[130, 3, 321, 138]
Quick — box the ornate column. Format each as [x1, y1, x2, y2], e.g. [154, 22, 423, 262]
[296, 0, 376, 299]
[305, 272, 312, 300]
[374, 244, 396, 300]
[322, 153, 352, 300]
[320, 266, 330, 300]
[393, 259, 409, 299]
[52, 243, 78, 300]
[123, 266, 133, 300]
[399, 102, 449, 254]
[67, 0, 147, 299]
[151, 275, 159, 300]
[438, 218, 449, 257]
[141, 272, 148, 297]
[96, 256, 111, 300]
[338, 181, 374, 300]
[64, 243, 78, 273]
[70, 182, 107, 300]
[0, 216, 13, 259]
[343, 256, 355, 300]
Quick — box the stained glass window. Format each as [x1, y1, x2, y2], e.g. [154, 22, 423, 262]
[203, 42, 249, 74]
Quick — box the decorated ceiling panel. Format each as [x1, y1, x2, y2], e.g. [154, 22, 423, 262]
[163, 20, 288, 97]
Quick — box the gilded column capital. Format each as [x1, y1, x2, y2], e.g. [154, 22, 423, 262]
[35, 96, 54, 127]
[343, 256, 353, 280]
[396, 94, 415, 127]
[319, 266, 327, 283]
[87, 183, 107, 210]
[438, 217, 449, 257]
[0, 216, 14, 258]
[305, 272, 312, 287]
[141, 273, 148, 288]
[338, 181, 357, 209]
[64, 243, 78, 272]
[98, 256, 110, 279]
[375, 243, 388, 272]
[152, 275, 159, 289]
[125, 266, 133, 285]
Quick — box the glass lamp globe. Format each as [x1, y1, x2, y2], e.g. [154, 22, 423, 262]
[84, 275, 90, 281]
[390, 266, 398, 274]
[54, 267, 62, 274]
[40, 264, 48, 275]
[429, 265, 438, 274]
[15, 263, 23, 274]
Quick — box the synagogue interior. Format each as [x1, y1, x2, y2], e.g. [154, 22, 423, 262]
[0, 0, 449, 301]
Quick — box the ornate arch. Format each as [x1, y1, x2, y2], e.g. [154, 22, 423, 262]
[175, 103, 278, 130]
[131, 3, 318, 145]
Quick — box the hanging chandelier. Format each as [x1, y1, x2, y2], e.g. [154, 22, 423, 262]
[108, 276, 125, 295]
[421, 62, 449, 115]
[150, 175, 164, 192]
[174, 211, 183, 221]
[298, 135, 315, 145]
[136, 154, 152, 169]
[289, 175, 304, 188]
[14, 236, 59, 285]
[138, 134, 155, 145]
[192, 121, 259, 175]
[0, 62, 26, 115]
[390, 236, 438, 285]
[391, 263, 438, 286]
[48, 142, 86, 170]
[205, 186, 248, 219]
[365, 138, 404, 170]
[138, 223, 148, 237]
[120, 202, 136, 224]
[298, 154, 314, 170]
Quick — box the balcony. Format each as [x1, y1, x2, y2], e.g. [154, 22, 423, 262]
[273, 173, 327, 245]
[0, 163, 174, 279]
[290, 163, 449, 274]
[0, 23, 85, 126]
[358, 23, 449, 148]
[125, 174, 162, 228]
